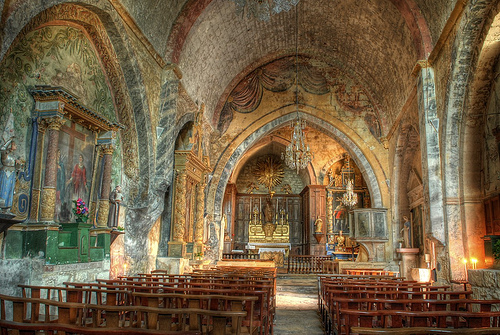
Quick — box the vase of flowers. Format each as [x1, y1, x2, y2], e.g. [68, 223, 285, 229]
[73, 198, 89, 223]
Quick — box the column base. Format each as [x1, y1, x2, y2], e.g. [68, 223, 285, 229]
[167, 241, 186, 258]
[156, 257, 190, 275]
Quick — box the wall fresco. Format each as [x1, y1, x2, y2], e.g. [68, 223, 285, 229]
[0, 25, 123, 218]
[217, 56, 383, 142]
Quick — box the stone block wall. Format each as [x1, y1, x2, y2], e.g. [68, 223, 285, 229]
[468, 269, 500, 300]
[0, 259, 110, 297]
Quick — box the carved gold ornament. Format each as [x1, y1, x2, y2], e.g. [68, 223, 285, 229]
[254, 156, 284, 194]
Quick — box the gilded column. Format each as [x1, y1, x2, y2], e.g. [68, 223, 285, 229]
[96, 144, 115, 227]
[40, 116, 65, 221]
[327, 190, 334, 234]
[172, 170, 187, 242]
[30, 119, 48, 221]
[195, 180, 206, 243]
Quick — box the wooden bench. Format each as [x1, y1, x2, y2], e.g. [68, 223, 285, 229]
[340, 309, 500, 335]
[351, 326, 500, 334]
[0, 319, 201, 334]
[0, 294, 247, 335]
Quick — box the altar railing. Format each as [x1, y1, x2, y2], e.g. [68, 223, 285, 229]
[287, 255, 333, 274]
[222, 253, 260, 260]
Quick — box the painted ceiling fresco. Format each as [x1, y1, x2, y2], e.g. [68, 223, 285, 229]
[218, 56, 383, 142]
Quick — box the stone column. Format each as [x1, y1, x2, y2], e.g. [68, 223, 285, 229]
[327, 190, 334, 235]
[416, 62, 450, 282]
[194, 180, 206, 256]
[96, 144, 115, 227]
[168, 170, 187, 257]
[30, 119, 48, 221]
[40, 117, 64, 222]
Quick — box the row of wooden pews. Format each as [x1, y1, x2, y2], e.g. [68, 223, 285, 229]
[0, 266, 276, 334]
[318, 274, 500, 335]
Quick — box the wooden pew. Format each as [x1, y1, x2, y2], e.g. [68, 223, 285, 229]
[0, 319, 202, 334]
[340, 309, 500, 335]
[351, 327, 500, 334]
[131, 292, 259, 334]
[0, 294, 246, 335]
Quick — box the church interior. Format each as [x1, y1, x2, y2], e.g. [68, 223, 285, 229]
[1, 0, 500, 333]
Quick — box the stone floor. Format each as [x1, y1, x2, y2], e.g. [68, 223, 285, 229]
[273, 274, 324, 335]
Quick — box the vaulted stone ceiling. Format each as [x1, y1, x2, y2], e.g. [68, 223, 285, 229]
[120, 0, 459, 131]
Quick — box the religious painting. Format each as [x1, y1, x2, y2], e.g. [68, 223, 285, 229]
[54, 120, 95, 222]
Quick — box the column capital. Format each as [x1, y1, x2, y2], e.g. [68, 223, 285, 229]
[411, 60, 431, 77]
[99, 143, 115, 155]
[44, 116, 65, 131]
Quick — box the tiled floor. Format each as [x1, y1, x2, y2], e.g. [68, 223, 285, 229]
[273, 274, 324, 335]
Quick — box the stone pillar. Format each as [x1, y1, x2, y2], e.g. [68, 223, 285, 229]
[30, 119, 48, 221]
[416, 62, 450, 282]
[168, 170, 187, 257]
[194, 180, 206, 256]
[327, 190, 334, 235]
[39, 117, 64, 222]
[96, 144, 115, 227]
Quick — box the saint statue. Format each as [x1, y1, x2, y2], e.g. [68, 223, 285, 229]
[314, 216, 323, 233]
[0, 139, 22, 211]
[108, 185, 123, 228]
[401, 215, 411, 248]
[263, 197, 274, 224]
[333, 203, 347, 231]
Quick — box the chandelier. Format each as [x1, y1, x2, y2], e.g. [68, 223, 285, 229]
[231, 0, 300, 21]
[282, 117, 312, 173]
[342, 179, 358, 207]
[281, 3, 312, 174]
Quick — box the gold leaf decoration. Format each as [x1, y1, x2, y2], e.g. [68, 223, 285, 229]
[255, 156, 284, 193]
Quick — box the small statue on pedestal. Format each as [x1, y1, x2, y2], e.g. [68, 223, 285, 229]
[108, 185, 123, 229]
[0, 138, 23, 214]
[401, 215, 411, 248]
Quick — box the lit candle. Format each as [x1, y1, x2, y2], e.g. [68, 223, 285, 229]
[462, 259, 468, 281]
[471, 258, 478, 270]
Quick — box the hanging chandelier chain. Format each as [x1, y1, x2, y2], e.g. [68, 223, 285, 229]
[281, 0, 312, 174]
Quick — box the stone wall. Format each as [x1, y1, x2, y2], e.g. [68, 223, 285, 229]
[0, 259, 109, 296]
[468, 269, 500, 300]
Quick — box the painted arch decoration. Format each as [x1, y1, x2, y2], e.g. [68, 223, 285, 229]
[217, 56, 383, 142]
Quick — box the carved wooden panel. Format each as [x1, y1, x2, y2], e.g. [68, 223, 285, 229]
[234, 194, 302, 250]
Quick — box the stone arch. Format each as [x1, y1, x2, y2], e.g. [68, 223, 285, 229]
[2, 2, 153, 202]
[318, 154, 346, 185]
[443, 0, 500, 271]
[228, 135, 316, 186]
[208, 110, 385, 221]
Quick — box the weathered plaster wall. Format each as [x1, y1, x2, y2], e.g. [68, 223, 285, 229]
[121, 22, 163, 143]
[415, 0, 460, 46]
[119, 0, 184, 57]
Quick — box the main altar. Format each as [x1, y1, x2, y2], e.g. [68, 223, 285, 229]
[247, 198, 290, 267]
